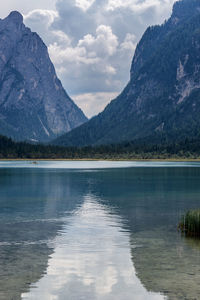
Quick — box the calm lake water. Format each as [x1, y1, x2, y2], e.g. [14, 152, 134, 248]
[0, 161, 200, 300]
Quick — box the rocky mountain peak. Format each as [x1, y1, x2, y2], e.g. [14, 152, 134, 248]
[0, 12, 87, 142]
[7, 11, 23, 24]
[0, 11, 25, 33]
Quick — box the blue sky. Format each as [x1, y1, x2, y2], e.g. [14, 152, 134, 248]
[0, 0, 176, 117]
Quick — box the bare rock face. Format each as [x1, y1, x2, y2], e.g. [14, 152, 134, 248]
[0, 11, 87, 142]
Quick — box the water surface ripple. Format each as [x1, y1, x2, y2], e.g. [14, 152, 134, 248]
[0, 161, 200, 300]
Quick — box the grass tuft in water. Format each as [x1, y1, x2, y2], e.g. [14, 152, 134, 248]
[179, 210, 200, 238]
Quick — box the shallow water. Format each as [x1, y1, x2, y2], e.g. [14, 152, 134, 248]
[0, 161, 200, 299]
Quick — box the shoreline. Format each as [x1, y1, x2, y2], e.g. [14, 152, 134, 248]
[1, 158, 200, 162]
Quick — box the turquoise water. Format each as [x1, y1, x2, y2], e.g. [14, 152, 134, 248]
[0, 161, 200, 300]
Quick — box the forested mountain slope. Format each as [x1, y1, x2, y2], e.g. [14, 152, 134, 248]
[54, 0, 200, 147]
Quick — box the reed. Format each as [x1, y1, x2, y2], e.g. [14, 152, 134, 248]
[179, 210, 200, 238]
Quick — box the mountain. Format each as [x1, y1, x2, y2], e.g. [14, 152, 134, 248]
[0, 11, 87, 142]
[54, 0, 200, 147]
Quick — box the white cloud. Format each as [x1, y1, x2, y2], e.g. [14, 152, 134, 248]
[120, 33, 136, 51]
[107, 0, 172, 13]
[76, 0, 95, 11]
[73, 92, 118, 118]
[47, 24, 129, 99]
[23, 0, 176, 117]
[0, 0, 56, 18]
[78, 25, 119, 57]
[24, 9, 58, 26]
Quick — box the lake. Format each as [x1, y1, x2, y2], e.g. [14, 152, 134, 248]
[0, 161, 200, 300]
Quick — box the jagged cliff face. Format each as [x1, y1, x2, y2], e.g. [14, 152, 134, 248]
[54, 0, 200, 147]
[0, 11, 87, 142]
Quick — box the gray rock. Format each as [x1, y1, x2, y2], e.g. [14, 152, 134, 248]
[0, 11, 87, 142]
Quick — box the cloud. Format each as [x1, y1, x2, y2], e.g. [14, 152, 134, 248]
[107, 0, 172, 13]
[47, 23, 134, 96]
[24, 0, 176, 117]
[73, 92, 118, 118]
[0, 0, 56, 18]
[24, 9, 58, 26]
[24, 9, 59, 45]
[76, 0, 95, 11]
[78, 25, 119, 57]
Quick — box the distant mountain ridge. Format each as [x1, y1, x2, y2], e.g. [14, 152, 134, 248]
[0, 11, 87, 142]
[53, 0, 200, 147]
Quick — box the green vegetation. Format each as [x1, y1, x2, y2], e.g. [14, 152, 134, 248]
[179, 210, 200, 238]
[1, 134, 200, 159]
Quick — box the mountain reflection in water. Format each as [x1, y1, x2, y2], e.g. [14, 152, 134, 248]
[22, 195, 163, 300]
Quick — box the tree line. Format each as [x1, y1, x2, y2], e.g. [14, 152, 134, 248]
[1, 134, 200, 159]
